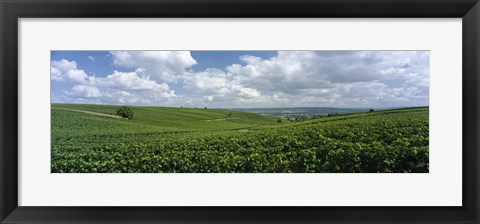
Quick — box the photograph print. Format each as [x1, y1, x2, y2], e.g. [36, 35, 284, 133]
[51, 50, 429, 173]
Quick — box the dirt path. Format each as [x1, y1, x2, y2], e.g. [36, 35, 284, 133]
[52, 107, 124, 119]
[205, 117, 241, 122]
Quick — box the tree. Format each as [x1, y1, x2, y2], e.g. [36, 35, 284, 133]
[116, 106, 134, 119]
[277, 118, 282, 123]
[369, 109, 375, 112]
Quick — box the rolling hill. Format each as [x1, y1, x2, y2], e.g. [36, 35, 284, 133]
[51, 104, 429, 173]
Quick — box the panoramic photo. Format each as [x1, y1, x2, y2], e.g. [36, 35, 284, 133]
[51, 50, 429, 173]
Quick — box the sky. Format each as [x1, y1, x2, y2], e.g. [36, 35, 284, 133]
[51, 50, 429, 108]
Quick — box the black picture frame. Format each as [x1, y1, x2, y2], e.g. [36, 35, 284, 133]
[1, 0, 479, 223]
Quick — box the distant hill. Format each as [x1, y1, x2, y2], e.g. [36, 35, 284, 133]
[233, 107, 371, 116]
[51, 103, 281, 132]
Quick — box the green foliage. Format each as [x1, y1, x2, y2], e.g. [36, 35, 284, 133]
[53, 103, 278, 130]
[51, 104, 429, 173]
[369, 109, 375, 112]
[277, 118, 282, 123]
[116, 106, 134, 119]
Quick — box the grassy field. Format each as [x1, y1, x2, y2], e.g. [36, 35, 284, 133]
[51, 104, 429, 173]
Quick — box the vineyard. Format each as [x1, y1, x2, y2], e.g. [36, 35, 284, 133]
[51, 104, 429, 173]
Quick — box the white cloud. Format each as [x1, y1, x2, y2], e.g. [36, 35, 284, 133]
[92, 68, 171, 93]
[65, 69, 89, 84]
[203, 96, 214, 102]
[51, 66, 63, 81]
[88, 56, 95, 62]
[52, 51, 429, 108]
[70, 85, 102, 98]
[51, 59, 88, 83]
[110, 51, 197, 83]
[153, 50, 429, 108]
[182, 68, 263, 107]
[52, 59, 176, 105]
[51, 59, 77, 72]
[220, 51, 429, 107]
[229, 51, 428, 87]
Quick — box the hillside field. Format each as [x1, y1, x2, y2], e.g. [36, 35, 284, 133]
[51, 104, 429, 173]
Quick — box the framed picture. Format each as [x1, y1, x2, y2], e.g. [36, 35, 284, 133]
[1, 0, 479, 223]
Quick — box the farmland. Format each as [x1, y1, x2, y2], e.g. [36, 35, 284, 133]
[51, 104, 429, 173]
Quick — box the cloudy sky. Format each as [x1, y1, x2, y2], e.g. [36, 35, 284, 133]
[51, 50, 429, 108]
